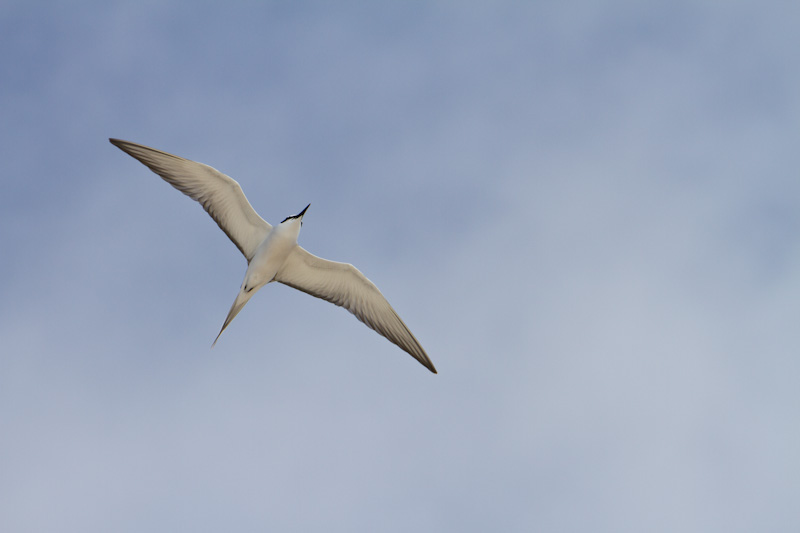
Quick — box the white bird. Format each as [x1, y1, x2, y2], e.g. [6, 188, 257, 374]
[110, 139, 436, 373]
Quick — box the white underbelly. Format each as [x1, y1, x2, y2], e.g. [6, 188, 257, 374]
[244, 233, 297, 289]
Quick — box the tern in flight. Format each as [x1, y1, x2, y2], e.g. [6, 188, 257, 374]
[110, 139, 436, 373]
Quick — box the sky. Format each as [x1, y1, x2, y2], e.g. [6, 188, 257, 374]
[1, 1, 799, 531]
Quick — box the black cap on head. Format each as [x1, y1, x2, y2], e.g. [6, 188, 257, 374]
[280, 203, 311, 224]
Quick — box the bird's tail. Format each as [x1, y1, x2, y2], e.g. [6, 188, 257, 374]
[212, 288, 255, 347]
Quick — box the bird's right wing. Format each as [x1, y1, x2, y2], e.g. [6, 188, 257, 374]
[110, 138, 271, 261]
[275, 246, 437, 373]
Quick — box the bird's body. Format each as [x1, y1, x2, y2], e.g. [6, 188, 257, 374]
[213, 216, 302, 347]
[110, 138, 436, 373]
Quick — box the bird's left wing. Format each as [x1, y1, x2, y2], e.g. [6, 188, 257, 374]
[275, 246, 437, 373]
[110, 138, 271, 261]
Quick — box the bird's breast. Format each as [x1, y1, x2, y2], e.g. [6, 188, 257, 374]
[245, 230, 298, 288]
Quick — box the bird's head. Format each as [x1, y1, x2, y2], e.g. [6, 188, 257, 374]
[280, 203, 310, 229]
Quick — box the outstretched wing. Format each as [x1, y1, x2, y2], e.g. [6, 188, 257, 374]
[110, 138, 270, 261]
[275, 246, 437, 373]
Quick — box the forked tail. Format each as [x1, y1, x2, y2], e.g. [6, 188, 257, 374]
[212, 288, 255, 347]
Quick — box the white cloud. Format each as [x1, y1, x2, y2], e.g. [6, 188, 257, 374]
[1, 2, 799, 531]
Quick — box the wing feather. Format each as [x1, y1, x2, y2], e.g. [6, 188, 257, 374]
[275, 246, 436, 373]
[110, 139, 270, 261]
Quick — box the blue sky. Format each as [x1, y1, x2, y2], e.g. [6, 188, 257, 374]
[1, 2, 799, 531]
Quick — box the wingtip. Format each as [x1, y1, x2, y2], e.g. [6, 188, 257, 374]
[417, 355, 437, 374]
[109, 138, 127, 150]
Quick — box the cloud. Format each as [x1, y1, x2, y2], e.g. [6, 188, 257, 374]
[1, 2, 799, 532]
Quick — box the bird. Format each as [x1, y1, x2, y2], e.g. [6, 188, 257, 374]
[109, 138, 436, 373]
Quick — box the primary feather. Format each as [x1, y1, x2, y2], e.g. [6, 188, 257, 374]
[109, 139, 270, 261]
[276, 247, 436, 373]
